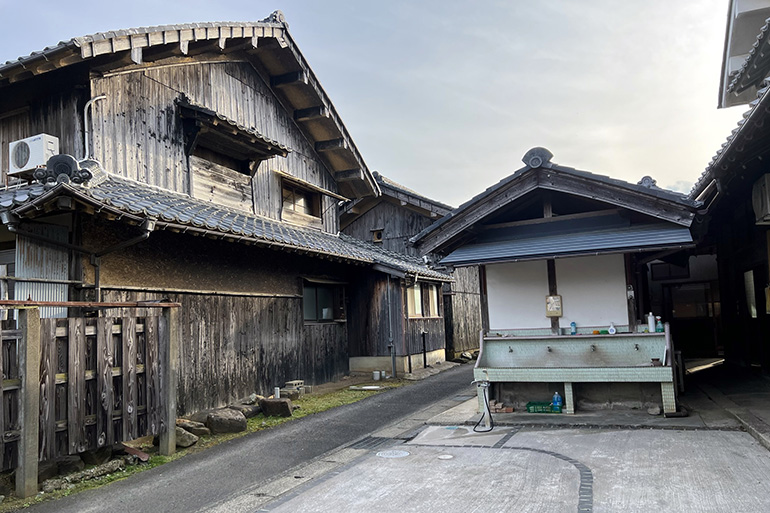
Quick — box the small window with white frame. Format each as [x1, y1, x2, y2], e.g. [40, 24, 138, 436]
[407, 282, 441, 318]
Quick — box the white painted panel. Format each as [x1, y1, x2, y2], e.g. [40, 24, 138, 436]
[556, 254, 628, 328]
[486, 261, 549, 330]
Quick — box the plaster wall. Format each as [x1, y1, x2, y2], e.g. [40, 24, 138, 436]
[557, 254, 629, 328]
[486, 254, 628, 331]
[487, 260, 549, 330]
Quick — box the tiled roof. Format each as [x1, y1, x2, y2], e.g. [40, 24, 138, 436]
[691, 77, 770, 198]
[176, 97, 290, 156]
[412, 153, 697, 247]
[0, 174, 450, 281]
[726, 17, 770, 95]
[1, 17, 287, 75]
[372, 172, 453, 212]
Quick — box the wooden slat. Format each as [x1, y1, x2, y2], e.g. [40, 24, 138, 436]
[38, 319, 56, 461]
[96, 318, 113, 448]
[122, 317, 137, 441]
[68, 318, 86, 453]
[145, 316, 160, 436]
[0, 326, 4, 470]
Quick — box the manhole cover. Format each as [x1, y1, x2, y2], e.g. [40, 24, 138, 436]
[376, 450, 410, 459]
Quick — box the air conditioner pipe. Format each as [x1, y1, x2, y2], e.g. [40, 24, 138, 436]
[83, 95, 107, 159]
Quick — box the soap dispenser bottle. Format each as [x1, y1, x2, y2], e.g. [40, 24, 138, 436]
[647, 312, 655, 333]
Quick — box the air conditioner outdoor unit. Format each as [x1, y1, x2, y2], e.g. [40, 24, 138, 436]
[8, 134, 59, 176]
[752, 174, 770, 225]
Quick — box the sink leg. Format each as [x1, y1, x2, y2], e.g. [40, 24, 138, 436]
[564, 382, 574, 414]
[661, 382, 677, 414]
[477, 384, 486, 413]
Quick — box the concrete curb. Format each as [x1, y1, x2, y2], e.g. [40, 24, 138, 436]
[698, 383, 770, 451]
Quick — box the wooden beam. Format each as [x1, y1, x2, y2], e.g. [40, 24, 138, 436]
[294, 106, 328, 122]
[16, 308, 40, 499]
[315, 138, 348, 153]
[335, 168, 363, 182]
[270, 70, 307, 88]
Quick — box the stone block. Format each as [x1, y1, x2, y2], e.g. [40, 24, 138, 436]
[81, 446, 113, 466]
[205, 409, 247, 434]
[228, 404, 261, 419]
[280, 389, 300, 401]
[56, 455, 85, 475]
[37, 461, 59, 483]
[260, 398, 294, 417]
[177, 419, 211, 436]
[176, 426, 199, 448]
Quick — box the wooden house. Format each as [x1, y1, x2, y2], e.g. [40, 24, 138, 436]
[0, 12, 450, 417]
[341, 172, 482, 363]
[411, 147, 698, 413]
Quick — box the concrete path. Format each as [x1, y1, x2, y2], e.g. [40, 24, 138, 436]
[25, 364, 476, 513]
[258, 426, 770, 513]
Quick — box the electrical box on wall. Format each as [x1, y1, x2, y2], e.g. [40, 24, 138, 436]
[8, 134, 59, 176]
[752, 174, 770, 225]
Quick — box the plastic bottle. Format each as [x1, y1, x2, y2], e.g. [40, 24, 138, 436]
[552, 392, 563, 412]
[608, 322, 617, 335]
[647, 312, 655, 333]
[570, 321, 577, 335]
[655, 316, 664, 333]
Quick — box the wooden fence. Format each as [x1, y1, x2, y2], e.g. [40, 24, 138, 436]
[0, 302, 179, 498]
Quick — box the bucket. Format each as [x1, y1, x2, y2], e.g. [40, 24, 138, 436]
[373, 371, 381, 381]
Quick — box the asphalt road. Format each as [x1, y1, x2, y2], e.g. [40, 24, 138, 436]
[26, 364, 475, 513]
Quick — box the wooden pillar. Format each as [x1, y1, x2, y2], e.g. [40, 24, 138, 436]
[17, 308, 40, 498]
[547, 260, 559, 335]
[159, 307, 178, 456]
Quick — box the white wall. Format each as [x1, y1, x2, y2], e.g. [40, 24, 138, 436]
[485, 254, 629, 331]
[556, 254, 629, 328]
[487, 260, 549, 330]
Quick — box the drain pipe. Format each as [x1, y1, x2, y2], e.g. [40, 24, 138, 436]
[83, 95, 107, 159]
[387, 274, 396, 378]
[421, 330, 428, 368]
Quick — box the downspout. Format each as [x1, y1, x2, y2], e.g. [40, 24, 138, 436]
[1, 212, 154, 302]
[387, 274, 396, 378]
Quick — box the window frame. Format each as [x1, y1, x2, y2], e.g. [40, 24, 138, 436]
[282, 181, 322, 226]
[407, 282, 441, 319]
[303, 280, 346, 323]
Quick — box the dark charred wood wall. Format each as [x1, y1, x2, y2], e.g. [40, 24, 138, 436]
[347, 270, 445, 358]
[0, 88, 84, 184]
[712, 194, 769, 369]
[79, 218, 351, 415]
[90, 59, 340, 233]
[101, 290, 348, 416]
[444, 266, 483, 356]
[342, 199, 437, 258]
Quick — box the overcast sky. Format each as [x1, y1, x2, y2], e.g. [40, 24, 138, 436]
[0, 0, 747, 206]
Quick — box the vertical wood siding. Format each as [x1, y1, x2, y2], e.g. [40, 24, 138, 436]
[0, 92, 83, 184]
[90, 60, 340, 232]
[342, 200, 437, 258]
[443, 266, 483, 355]
[102, 289, 348, 416]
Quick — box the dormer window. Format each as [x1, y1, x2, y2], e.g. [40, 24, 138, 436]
[178, 97, 290, 176]
[282, 183, 320, 218]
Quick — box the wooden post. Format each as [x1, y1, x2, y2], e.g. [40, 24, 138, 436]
[158, 307, 178, 456]
[17, 308, 40, 498]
